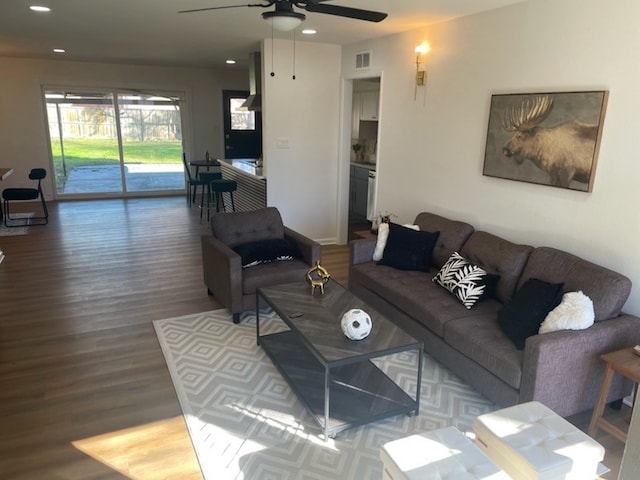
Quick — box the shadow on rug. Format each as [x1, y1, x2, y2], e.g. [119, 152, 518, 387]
[153, 309, 495, 480]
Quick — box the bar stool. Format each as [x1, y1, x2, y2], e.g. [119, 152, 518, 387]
[198, 172, 222, 222]
[210, 179, 237, 213]
[182, 152, 205, 206]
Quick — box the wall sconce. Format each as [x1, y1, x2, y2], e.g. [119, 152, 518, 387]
[414, 42, 430, 100]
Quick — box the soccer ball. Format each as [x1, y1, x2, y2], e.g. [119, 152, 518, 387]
[341, 309, 372, 341]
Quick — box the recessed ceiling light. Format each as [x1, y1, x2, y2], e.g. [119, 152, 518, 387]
[226, 59, 236, 64]
[302, 29, 317, 35]
[29, 5, 51, 12]
[53, 48, 65, 54]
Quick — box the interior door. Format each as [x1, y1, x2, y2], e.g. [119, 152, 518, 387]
[222, 90, 262, 159]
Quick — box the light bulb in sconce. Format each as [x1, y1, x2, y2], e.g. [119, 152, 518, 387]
[414, 42, 430, 100]
[415, 43, 430, 58]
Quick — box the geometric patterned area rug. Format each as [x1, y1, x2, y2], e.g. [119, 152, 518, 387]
[153, 309, 496, 480]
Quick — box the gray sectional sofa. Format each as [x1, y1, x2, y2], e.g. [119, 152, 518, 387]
[349, 211, 640, 417]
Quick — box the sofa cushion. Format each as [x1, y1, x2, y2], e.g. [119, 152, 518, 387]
[242, 258, 309, 295]
[211, 207, 284, 248]
[433, 252, 500, 309]
[460, 231, 533, 305]
[444, 316, 524, 389]
[497, 278, 564, 350]
[413, 212, 474, 268]
[378, 223, 440, 271]
[350, 262, 501, 338]
[518, 247, 631, 321]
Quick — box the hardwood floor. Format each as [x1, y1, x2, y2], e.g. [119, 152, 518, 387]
[0, 198, 350, 479]
[0, 197, 628, 479]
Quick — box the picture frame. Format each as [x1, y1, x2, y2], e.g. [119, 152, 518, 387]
[482, 91, 608, 192]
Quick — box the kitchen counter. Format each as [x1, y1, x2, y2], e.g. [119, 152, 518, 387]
[220, 158, 265, 179]
[218, 159, 266, 212]
[351, 162, 376, 171]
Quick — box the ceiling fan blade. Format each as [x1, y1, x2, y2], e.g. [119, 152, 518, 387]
[179, 3, 270, 14]
[303, 3, 387, 22]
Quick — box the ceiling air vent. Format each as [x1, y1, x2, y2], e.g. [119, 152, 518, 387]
[355, 50, 371, 70]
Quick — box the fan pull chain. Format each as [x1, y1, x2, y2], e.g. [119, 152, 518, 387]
[270, 23, 275, 77]
[292, 28, 296, 80]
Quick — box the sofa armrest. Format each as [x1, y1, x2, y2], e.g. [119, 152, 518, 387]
[350, 238, 375, 265]
[520, 314, 640, 416]
[201, 235, 243, 313]
[284, 227, 321, 266]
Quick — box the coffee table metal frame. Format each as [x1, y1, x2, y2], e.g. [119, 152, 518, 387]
[256, 281, 423, 440]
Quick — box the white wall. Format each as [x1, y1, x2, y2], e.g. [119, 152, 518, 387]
[340, 0, 640, 316]
[262, 38, 341, 243]
[0, 57, 246, 196]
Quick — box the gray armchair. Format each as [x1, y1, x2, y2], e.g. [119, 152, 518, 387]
[201, 207, 322, 323]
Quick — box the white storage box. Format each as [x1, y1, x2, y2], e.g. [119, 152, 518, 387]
[473, 401, 604, 480]
[380, 426, 509, 480]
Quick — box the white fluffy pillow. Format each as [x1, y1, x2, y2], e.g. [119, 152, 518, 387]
[539, 291, 594, 334]
[372, 222, 389, 261]
[372, 223, 419, 261]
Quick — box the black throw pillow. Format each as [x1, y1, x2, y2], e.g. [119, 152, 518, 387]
[233, 238, 300, 268]
[497, 278, 564, 350]
[377, 223, 440, 271]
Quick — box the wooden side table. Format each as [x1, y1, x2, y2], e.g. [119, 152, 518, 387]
[588, 347, 640, 442]
[354, 230, 377, 241]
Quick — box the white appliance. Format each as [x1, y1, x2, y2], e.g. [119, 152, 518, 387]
[366, 170, 376, 222]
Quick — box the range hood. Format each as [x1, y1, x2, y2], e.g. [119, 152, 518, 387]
[241, 52, 261, 111]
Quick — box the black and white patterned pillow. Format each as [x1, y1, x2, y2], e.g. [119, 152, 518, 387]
[433, 252, 499, 309]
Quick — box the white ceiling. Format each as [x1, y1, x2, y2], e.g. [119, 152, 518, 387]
[0, 0, 527, 68]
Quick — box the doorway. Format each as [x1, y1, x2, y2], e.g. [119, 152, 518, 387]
[45, 89, 185, 196]
[222, 90, 262, 159]
[348, 78, 381, 240]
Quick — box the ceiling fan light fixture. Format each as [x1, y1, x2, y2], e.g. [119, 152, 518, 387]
[262, 11, 305, 31]
[29, 5, 51, 12]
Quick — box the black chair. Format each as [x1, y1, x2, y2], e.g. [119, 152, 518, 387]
[2, 168, 49, 227]
[210, 179, 237, 213]
[198, 171, 223, 222]
[182, 152, 208, 206]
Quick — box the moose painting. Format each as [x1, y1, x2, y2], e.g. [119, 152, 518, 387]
[483, 91, 608, 192]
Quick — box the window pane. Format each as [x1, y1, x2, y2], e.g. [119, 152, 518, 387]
[45, 91, 122, 194]
[230, 98, 255, 130]
[118, 94, 184, 192]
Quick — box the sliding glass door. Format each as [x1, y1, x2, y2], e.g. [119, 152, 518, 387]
[45, 89, 185, 196]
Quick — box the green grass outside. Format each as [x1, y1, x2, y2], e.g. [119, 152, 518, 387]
[51, 138, 183, 166]
[51, 138, 183, 189]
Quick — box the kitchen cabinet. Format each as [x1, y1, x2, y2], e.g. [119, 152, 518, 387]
[359, 91, 379, 121]
[349, 165, 370, 222]
[352, 90, 380, 137]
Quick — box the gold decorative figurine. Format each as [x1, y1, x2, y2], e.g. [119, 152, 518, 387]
[306, 260, 330, 295]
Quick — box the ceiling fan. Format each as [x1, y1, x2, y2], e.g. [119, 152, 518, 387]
[179, 0, 388, 31]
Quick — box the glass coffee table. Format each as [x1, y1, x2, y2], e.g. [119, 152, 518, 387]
[256, 280, 423, 440]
